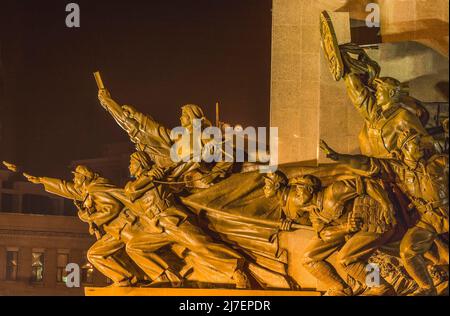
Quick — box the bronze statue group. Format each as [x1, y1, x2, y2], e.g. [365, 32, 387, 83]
[2, 37, 448, 296]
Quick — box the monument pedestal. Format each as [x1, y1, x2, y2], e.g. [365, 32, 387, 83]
[85, 287, 321, 296]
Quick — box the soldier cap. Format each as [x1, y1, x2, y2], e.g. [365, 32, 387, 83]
[290, 175, 322, 192]
[264, 171, 288, 187]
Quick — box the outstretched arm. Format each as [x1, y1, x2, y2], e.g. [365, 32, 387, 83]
[319, 139, 380, 176]
[23, 173, 83, 200]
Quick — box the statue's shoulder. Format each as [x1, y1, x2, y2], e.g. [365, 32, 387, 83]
[394, 105, 424, 126]
[87, 178, 119, 192]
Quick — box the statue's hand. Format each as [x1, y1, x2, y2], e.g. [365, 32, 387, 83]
[319, 139, 339, 161]
[147, 166, 166, 181]
[280, 218, 293, 231]
[347, 216, 363, 233]
[340, 43, 365, 56]
[122, 105, 138, 118]
[23, 172, 41, 184]
[2, 161, 18, 172]
[98, 89, 112, 107]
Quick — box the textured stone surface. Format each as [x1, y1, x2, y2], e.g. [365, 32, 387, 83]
[271, 1, 352, 164]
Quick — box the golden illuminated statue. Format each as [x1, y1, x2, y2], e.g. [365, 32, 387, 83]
[321, 133, 449, 296]
[319, 11, 448, 296]
[264, 170, 397, 295]
[21, 165, 182, 287]
[96, 84, 233, 189]
[123, 151, 250, 288]
[262, 172, 312, 230]
[320, 11, 438, 160]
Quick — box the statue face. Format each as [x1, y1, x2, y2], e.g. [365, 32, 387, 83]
[73, 173, 86, 190]
[294, 185, 313, 206]
[403, 137, 425, 162]
[129, 158, 141, 177]
[376, 85, 394, 107]
[180, 110, 191, 128]
[263, 179, 278, 198]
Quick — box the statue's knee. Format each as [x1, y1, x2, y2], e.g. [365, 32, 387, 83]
[125, 241, 144, 256]
[125, 242, 135, 254]
[301, 253, 316, 268]
[336, 251, 348, 267]
[400, 241, 417, 260]
[87, 248, 99, 263]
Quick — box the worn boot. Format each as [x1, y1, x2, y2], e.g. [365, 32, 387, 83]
[344, 261, 396, 296]
[303, 260, 353, 296]
[404, 256, 438, 296]
[150, 269, 182, 288]
[233, 269, 251, 289]
[323, 287, 353, 296]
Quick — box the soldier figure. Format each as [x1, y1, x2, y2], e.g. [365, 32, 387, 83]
[97, 89, 233, 189]
[263, 171, 396, 295]
[321, 130, 449, 296]
[262, 171, 312, 230]
[339, 44, 437, 159]
[123, 151, 250, 288]
[23, 165, 181, 287]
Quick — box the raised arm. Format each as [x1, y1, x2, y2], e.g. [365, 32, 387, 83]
[338, 45, 379, 121]
[343, 73, 377, 121]
[97, 89, 140, 137]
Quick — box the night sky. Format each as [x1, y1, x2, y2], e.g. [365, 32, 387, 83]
[0, 0, 272, 176]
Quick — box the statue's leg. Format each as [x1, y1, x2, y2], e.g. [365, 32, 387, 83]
[337, 230, 395, 296]
[161, 217, 249, 288]
[87, 234, 132, 286]
[125, 231, 181, 286]
[400, 226, 437, 296]
[301, 236, 351, 296]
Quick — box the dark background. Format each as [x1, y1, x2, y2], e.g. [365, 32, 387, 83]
[0, 0, 272, 177]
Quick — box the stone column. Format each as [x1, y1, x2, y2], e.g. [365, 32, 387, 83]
[271, 1, 355, 164]
[271, 0, 318, 164]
